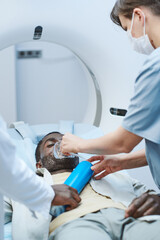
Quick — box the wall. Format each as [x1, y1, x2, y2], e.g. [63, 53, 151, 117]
[15, 42, 95, 125]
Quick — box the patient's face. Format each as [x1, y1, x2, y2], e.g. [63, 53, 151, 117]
[36, 132, 79, 173]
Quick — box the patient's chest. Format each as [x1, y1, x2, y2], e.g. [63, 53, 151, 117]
[50, 172, 126, 233]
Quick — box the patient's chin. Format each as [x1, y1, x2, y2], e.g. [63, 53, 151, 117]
[41, 155, 79, 173]
[41, 156, 58, 172]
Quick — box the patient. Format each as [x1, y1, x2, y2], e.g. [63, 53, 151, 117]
[4, 132, 160, 240]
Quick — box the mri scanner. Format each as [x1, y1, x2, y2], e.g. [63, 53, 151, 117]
[0, 0, 141, 129]
[0, 0, 132, 130]
[0, 0, 159, 239]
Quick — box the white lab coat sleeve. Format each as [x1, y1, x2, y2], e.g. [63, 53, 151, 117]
[0, 117, 55, 218]
[4, 197, 12, 224]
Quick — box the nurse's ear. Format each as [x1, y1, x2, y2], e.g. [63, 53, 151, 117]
[133, 8, 145, 22]
[36, 161, 42, 169]
[131, 8, 145, 38]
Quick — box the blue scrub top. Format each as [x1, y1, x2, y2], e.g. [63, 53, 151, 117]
[122, 47, 160, 189]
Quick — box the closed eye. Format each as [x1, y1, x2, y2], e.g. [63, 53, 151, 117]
[44, 139, 57, 148]
[46, 143, 55, 148]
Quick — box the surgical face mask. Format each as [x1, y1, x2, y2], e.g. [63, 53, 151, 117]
[127, 11, 154, 55]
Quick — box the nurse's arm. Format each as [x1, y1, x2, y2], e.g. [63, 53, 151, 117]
[88, 149, 147, 179]
[61, 126, 143, 155]
[80, 126, 142, 154]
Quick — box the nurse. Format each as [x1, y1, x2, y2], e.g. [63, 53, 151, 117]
[61, 0, 160, 218]
[0, 116, 80, 238]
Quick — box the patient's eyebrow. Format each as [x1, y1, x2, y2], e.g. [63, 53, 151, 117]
[44, 138, 57, 145]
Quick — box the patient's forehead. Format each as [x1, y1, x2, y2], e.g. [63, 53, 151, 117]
[42, 132, 63, 143]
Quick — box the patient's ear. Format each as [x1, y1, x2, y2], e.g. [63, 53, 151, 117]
[36, 161, 42, 169]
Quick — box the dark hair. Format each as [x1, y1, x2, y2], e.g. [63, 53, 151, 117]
[110, 0, 160, 27]
[35, 139, 43, 163]
[35, 131, 62, 163]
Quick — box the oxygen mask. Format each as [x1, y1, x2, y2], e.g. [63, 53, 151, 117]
[54, 140, 87, 160]
[54, 141, 74, 159]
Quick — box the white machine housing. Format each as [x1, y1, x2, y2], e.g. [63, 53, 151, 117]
[0, 0, 145, 131]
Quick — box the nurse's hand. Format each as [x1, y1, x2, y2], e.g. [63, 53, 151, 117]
[51, 184, 81, 211]
[61, 133, 84, 154]
[88, 155, 122, 179]
[125, 193, 160, 218]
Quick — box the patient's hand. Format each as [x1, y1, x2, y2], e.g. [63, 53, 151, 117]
[125, 193, 160, 218]
[88, 155, 122, 179]
[61, 133, 83, 154]
[51, 184, 81, 211]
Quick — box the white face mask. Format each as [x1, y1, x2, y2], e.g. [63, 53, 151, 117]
[127, 11, 154, 55]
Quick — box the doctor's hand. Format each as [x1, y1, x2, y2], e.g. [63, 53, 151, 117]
[88, 155, 122, 180]
[125, 193, 160, 219]
[61, 133, 84, 154]
[51, 184, 81, 211]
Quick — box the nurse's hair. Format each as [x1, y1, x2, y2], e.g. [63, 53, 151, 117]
[111, 0, 160, 28]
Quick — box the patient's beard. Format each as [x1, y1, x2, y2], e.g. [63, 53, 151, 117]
[41, 155, 79, 173]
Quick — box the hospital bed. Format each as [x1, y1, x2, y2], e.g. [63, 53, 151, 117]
[4, 120, 104, 239]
